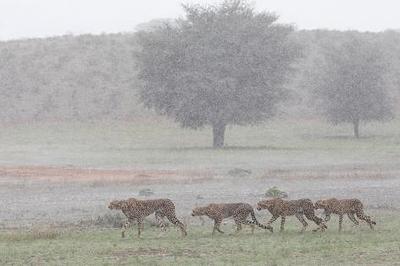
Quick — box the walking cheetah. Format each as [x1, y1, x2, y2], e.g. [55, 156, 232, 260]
[108, 198, 187, 237]
[314, 198, 376, 231]
[191, 203, 273, 235]
[257, 198, 327, 232]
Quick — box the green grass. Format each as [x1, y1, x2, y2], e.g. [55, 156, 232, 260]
[1, 119, 399, 265]
[0, 119, 399, 171]
[1, 212, 399, 265]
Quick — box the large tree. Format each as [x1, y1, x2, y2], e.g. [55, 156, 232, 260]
[311, 34, 393, 138]
[134, 0, 301, 148]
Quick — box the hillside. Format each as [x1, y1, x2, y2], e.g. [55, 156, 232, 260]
[1, 29, 399, 123]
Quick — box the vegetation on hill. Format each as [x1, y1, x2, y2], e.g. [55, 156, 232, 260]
[1, 19, 399, 126]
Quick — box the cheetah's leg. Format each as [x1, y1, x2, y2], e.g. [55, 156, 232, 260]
[234, 221, 242, 234]
[243, 210, 256, 234]
[347, 213, 359, 226]
[233, 210, 249, 234]
[304, 211, 327, 232]
[264, 215, 278, 232]
[165, 213, 187, 237]
[266, 215, 278, 226]
[295, 213, 308, 233]
[323, 210, 331, 222]
[212, 218, 224, 235]
[121, 220, 133, 238]
[356, 210, 376, 230]
[233, 213, 248, 234]
[155, 211, 167, 232]
[137, 218, 144, 238]
[280, 216, 286, 232]
[338, 214, 343, 232]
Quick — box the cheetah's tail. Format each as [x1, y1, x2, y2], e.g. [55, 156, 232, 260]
[249, 209, 273, 233]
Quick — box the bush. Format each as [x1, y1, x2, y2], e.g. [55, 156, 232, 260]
[265, 186, 288, 198]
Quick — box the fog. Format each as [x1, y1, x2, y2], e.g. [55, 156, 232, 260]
[1, 0, 400, 40]
[1, 1, 399, 264]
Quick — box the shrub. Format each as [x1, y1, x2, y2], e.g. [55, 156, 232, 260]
[265, 186, 288, 198]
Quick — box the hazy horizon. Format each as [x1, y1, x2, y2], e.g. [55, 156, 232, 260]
[1, 0, 400, 41]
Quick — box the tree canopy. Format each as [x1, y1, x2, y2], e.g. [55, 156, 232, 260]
[134, 0, 302, 147]
[310, 33, 393, 137]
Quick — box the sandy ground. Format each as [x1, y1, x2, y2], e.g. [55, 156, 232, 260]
[0, 166, 399, 229]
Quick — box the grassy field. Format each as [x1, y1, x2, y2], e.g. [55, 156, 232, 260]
[0, 119, 399, 171]
[1, 211, 399, 266]
[1, 119, 399, 265]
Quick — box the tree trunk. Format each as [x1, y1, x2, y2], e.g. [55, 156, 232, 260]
[353, 119, 360, 138]
[212, 123, 226, 148]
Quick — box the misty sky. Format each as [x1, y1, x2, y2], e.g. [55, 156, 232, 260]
[1, 0, 400, 40]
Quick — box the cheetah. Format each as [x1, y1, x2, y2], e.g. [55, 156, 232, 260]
[108, 198, 187, 237]
[314, 198, 376, 232]
[191, 203, 273, 235]
[257, 198, 327, 232]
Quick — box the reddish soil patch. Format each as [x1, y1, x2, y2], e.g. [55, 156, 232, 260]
[0, 165, 214, 184]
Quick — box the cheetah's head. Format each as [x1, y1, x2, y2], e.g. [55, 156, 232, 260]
[108, 200, 125, 210]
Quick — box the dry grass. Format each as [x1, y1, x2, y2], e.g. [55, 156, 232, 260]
[1, 211, 399, 265]
[261, 167, 400, 180]
[2, 226, 61, 242]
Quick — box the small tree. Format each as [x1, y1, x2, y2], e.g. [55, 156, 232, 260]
[134, 0, 301, 148]
[311, 35, 393, 138]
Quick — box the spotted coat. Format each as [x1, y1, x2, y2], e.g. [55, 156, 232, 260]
[108, 198, 187, 237]
[257, 198, 327, 232]
[191, 203, 273, 235]
[314, 198, 376, 231]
